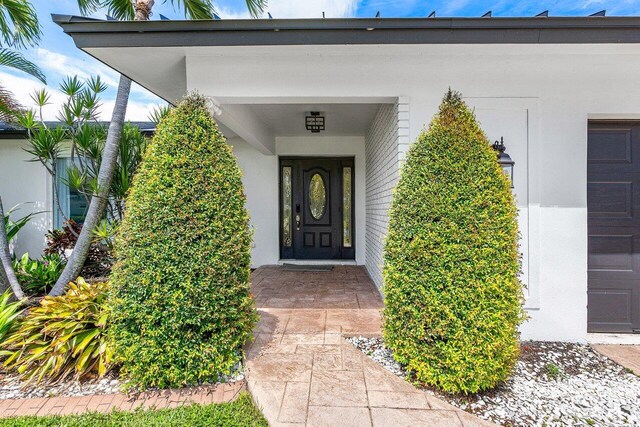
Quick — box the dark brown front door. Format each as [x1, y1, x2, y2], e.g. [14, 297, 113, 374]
[588, 121, 640, 333]
[280, 158, 354, 260]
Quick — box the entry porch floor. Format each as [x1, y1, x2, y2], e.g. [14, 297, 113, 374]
[245, 266, 494, 427]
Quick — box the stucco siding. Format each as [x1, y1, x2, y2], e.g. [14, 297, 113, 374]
[0, 139, 50, 257]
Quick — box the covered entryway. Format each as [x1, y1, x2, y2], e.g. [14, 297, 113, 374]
[280, 157, 355, 260]
[588, 121, 640, 333]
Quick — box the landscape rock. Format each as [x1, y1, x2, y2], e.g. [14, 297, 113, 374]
[348, 337, 640, 427]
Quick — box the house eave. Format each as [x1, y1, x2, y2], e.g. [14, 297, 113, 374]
[52, 14, 640, 47]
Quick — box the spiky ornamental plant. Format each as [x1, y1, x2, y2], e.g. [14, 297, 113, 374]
[382, 90, 525, 394]
[108, 94, 256, 389]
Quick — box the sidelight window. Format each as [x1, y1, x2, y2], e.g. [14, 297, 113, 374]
[282, 166, 292, 247]
[343, 167, 352, 247]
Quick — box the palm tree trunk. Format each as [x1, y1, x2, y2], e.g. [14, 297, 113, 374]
[135, 0, 155, 20]
[49, 76, 131, 296]
[0, 196, 24, 299]
[49, 0, 158, 296]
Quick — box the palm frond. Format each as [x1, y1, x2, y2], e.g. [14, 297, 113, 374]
[245, 0, 267, 19]
[76, 0, 103, 17]
[148, 104, 170, 124]
[167, 0, 215, 20]
[0, 82, 22, 122]
[0, 0, 40, 48]
[0, 48, 45, 83]
[103, 0, 135, 20]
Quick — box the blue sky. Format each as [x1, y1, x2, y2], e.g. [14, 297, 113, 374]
[10, 0, 640, 121]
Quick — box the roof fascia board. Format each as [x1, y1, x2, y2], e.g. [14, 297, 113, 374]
[52, 14, 640, 46]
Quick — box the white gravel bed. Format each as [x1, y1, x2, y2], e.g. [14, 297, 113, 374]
[347, 336, 640, 427]
[0, 362, 245, 400]
[0, 372, 121, 399]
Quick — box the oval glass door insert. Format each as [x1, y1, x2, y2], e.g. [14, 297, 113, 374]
[309, 173, 327, 220]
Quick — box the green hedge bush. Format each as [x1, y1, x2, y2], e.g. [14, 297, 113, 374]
[108, 94, 256, 389]
[383, 90, 525, 394]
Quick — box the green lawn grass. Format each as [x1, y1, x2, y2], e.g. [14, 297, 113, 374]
[0, 392, 267, 427]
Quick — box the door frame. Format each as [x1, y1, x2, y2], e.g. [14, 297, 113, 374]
[587, 120, 640, 333]
[279, 156, 356, 260]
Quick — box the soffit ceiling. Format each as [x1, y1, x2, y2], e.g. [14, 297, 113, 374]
[249, 103, 379, 137]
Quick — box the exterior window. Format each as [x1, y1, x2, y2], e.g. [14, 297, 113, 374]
[343, 167, 352, 247]
[54, 158, 88, 229]
[282, 166, 292, 247]
[309, 173, 326, 220]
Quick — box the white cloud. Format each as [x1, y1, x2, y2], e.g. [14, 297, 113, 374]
[0, 71, 159, 121]
[220, 0, 358, 19]
[0, 71, 67, 120]
[35, 48, 159, 100]
[36, 48, 120, 88]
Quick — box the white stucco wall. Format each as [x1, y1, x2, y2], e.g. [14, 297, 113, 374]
[0, 139, 51, 257]
[231, 135, 366, 267]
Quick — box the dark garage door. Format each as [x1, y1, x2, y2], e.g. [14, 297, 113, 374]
[588, 121, 640, 333]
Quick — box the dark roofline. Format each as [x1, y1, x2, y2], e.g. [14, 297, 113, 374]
[52, 14, 640, 46]
[0, 121, 156, 140]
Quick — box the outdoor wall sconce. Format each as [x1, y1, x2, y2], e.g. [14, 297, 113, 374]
[305, 112, 325, 133]
[493, 137, 515, 187]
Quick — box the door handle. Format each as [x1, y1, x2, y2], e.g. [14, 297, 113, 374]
[296, 214, 301, 230]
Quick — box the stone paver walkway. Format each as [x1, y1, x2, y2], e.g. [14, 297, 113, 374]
[246, 266, 494, 427]
[0, 382, 245, 418]
[593, 344, 640, 375]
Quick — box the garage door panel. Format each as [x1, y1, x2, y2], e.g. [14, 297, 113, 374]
[587, 181, 633, 219]
[587, 288, 632, 324]
[588, 128, 631, 162]
[588, 121, 640, 333]
[588, 234, 634, 272]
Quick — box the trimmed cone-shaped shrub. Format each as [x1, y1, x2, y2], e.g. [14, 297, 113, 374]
[383, 90, 525, 394]
[108, 94, 256, 389]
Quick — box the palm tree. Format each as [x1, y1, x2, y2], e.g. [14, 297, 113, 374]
[0, 0, 46, 119]
[49, 0, 267, 296]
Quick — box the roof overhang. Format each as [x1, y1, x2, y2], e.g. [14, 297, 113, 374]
[50, 14, 640, 155]
[51, 14, 640, 103]
[52, 14, 640, 46]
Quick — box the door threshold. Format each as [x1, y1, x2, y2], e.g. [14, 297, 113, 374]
[277, 259, 358, 266]
[587, 333, 640, 345]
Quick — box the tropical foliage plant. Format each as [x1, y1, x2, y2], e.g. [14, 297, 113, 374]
[382, 90, 525, 394]
[3, 204, 40, 243]
[1, 279, 112, 384]
[19, 77, 149, 225]
[13, 253, 65, 295]
[45, 220, 113, 279]
[108, 94, 256, 389]
[0, 290, 24, 344]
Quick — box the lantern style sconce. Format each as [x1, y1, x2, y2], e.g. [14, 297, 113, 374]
[492, 137, 514, 187]
[305, 112, 325, 133]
